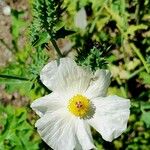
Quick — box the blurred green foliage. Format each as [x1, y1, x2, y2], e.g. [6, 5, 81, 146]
[0, 0, 150, 149]
[0, 104, 39, 150]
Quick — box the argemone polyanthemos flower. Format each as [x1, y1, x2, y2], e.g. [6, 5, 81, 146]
[31, 58, 130, 150]
[74, 7, 87, 29]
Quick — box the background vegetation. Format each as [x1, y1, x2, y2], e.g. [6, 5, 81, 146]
[0, 0, 150, 149]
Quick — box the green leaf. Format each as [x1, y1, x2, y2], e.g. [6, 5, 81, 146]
[141, 112, 150, 128]
[0, 79, 33, 94]
[139, 71, 150, 84]
[96, 16, 110, 31]
[11, 10, 26, 39]
[0, 104, 40, 150]
[104, 5, 125, 32]
[33, 32, 50, 47]
[141, 102, 150, 110]
[126, 24, 148, 36]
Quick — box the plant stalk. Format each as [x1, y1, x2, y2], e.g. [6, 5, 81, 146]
[0, 74, 29, 81]
[130, 43, 149, 73]
[51, 39, 63, 58]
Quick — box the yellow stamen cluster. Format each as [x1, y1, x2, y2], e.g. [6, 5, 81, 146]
[68, 94, 90, 118]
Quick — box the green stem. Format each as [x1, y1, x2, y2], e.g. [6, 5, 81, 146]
[0, 74, 29, 81]
[50, 39, 63, 58]
[116, 77, 127, 98]
[130, 43, 149, 73]
[129, 64, 150, 79]
[135, 0, 140, 24]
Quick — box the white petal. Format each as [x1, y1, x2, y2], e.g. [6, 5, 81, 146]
[40, 60, 58, 90]
[75, 120, 95, 150]
[85, 69, 111, 99]
[35, 109, 76, 150]
[31, 92, 64, 117]
[3, 5, 11, 16]
[89, 95, 130, 142]
[44, 58, 92, 97]
[75, 8, 87, 29]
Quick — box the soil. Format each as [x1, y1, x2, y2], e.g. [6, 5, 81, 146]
[0, 0, 29, 66]
[0, 0, 29, 106]
[0, 0, 74, 106]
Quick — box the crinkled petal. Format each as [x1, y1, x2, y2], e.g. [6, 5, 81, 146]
[75, 119, 95, 150]
[89, 95, 130, 142]
[85, 69, 111, 99]
[41, 58, 92, 97]
[35, 109, 76, 150]
[55, 58, 92, 95]
[31, 92, 64, 117]
[40, 60, 58, 90]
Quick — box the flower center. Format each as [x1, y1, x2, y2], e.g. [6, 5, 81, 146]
[68, 94, 91, 118]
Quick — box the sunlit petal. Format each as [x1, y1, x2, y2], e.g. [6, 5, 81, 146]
[89, 95, 130, 142]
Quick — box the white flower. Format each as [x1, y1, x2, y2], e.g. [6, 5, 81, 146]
[74, 7, 87, 29]
[3, 5, 11, 16]
[31, 58, 130, 150]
